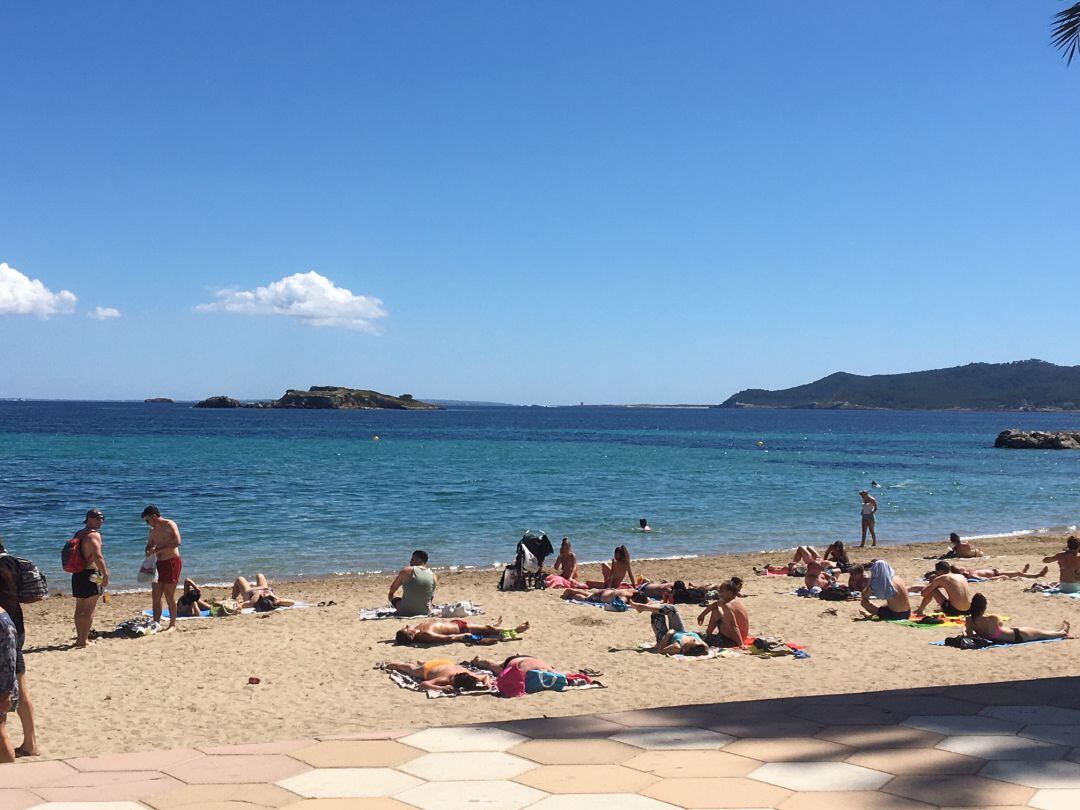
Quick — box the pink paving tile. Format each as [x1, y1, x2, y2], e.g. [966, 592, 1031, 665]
[0, 759, 81, 788]
[164, 753, 309, 784]
[315, 729, 416, 741]
[34, 774, 184, 803]
[0, 789, 44, 810]
[66, 748, 204, 772]
[597, 707, 719, 728]
[199, 739, 318, 755]
[39, 770, 176, 787]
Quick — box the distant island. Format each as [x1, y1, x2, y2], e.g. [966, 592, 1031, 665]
[718, 360, 1080, 411]
[194, 386, 441, 410]
[144, 397, 174, 404]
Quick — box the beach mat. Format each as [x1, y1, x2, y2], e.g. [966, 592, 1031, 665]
[930, 637, 1068, 651]
[360, 603, 486, 621]
[609, 643, 734, 661]
[141, 608, 212, 620]
[383, 665, 605, 698]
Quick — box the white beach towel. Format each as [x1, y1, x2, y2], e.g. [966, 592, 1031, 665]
[359, 603, 486, 621]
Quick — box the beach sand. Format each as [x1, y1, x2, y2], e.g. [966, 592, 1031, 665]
[14, 532, 1080, 761]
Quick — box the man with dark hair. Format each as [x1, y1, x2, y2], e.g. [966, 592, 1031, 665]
[142, 505, 182, 630]
[1043, 536, 1080, 594]
[382, 659, 491, 694]
[388, 550, 436, 616]
[914, 560, 974, 617]
[73, 509, 109, 648]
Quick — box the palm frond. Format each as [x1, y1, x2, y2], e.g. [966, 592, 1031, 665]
[1051, 2, 1080, 65]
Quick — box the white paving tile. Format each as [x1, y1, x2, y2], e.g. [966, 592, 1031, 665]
[528, 795, 685, 810]
[277, 766, 421, 797]
[395, 779, 547, 810]
[399, 751, 536, 781]
[901, 714, 1023, 736]
[748, 761, 891, 791]
[979, 705, 1080, 726]
[1030, 788, 1080, 810]
[1023, 726, 1080, 747]
[399, 725, 529, 752]
[609, 727, 734, 751]
[979, 760, 1080, 789]
[936, 734, 1067, 761]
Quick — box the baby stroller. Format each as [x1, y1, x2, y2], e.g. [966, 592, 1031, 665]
[498, 530, 554, 591]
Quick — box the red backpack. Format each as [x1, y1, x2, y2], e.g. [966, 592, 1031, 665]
[61, 531, 86, 574]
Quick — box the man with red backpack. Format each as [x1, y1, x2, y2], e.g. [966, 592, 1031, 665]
[67, 509, 110, 648]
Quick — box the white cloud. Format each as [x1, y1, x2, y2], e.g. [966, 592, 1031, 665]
[197, 271, 387, 332]
[0, 262, 77, 317]
[88, 306, 121, 320]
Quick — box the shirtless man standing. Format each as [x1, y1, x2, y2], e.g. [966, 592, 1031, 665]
[72, 509, 109, 648]
[143, 505, 182, 630]
[914, 561, 973, 616]
[1043, 536, 1080, 594]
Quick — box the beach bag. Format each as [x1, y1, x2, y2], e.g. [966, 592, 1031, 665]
[943, 634, 993, 650]
[137, 554, 157, 584]
[495, 664, 527, 697]
[604, 597, 628, 612]
[61, 533, 86, 574]
[818, 585, 852, 601]
[498, 566, 521, 592]
[440, 601, 474, 618]
[525, 669, 568, 693]
[0, 552, 48, 603]
[520, 545, 540, 573]
[212, 599, 240, 616]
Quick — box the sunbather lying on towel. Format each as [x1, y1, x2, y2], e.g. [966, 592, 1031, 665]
[965, 593, 1071, 644]
[697, 579, 749, 647]
[383, 659, 492, 694]
[176, 579, 212, 617]
[395, 617, 530, 645]
[630, 601, 709, 656]
[231, 574, 296, 611]
[951, 564, 1048, 581]
[561, 587, 635, 604]
[859, 560, 911, 621]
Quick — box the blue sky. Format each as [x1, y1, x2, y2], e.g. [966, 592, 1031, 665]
[2, 2, 1077, 404]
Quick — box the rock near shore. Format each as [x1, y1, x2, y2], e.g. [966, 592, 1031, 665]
[995, 429, 1080, 449]
[193, 387, 440, 410]
[193, 395, 242, 409]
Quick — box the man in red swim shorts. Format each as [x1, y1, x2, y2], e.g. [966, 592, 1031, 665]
[143, 505, 183, 631]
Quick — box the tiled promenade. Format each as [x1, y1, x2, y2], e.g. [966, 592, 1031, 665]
[3, 676, 1080, 809]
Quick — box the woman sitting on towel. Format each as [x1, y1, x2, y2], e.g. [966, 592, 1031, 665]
[175, 579, 213, 617]
[384, 660, 491, 694]
[965, 593, 1071, 645]
[629, 599, 709, 656]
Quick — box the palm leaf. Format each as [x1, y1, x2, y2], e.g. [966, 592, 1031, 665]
[1051, 2, 1080, 65]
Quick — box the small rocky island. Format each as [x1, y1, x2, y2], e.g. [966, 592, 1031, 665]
[194, 386, 441, 411]
[144, 397, 174, 404]
[995, 429, 1080, 449]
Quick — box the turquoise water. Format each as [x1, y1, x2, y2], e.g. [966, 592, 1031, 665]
[1, 402, 1079, 587]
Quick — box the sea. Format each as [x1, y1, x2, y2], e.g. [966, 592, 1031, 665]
[1, 401, 1079, 589]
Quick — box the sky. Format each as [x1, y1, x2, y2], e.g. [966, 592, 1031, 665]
[2, 1, 1078, 404]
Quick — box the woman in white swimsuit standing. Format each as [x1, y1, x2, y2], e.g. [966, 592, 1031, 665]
[859, 490, 878, 548]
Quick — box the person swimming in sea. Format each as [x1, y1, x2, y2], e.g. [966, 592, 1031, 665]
[638, 518, 651, 532]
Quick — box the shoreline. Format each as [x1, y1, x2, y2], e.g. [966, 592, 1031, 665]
[16, 528, 1080, 761]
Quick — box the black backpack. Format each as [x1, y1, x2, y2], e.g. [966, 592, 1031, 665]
[943, 634, 994, 650]
[0, 552, 49, 603]
[818, 585, 852, 601]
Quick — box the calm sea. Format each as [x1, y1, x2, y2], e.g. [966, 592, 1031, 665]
[1, 401, 1079, 588]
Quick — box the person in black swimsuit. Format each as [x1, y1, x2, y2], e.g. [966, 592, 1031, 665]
[176, 579, 212, 618]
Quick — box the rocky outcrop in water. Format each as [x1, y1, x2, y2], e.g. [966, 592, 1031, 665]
[144, 398, 174, 403]
[995, 429, 1080, 449]
[194, 396, 242, 409]
[193, 387, 440, 410]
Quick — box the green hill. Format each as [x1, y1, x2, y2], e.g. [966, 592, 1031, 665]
[718, 360, 1080, 411]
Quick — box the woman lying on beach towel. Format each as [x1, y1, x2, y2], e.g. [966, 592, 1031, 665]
[231, 574, 295, 612]
[629, 600, 709, 656]
[395, 617, 530, 645]
[965, 592, 1071, 645]
[175, 579, 212, 618]
[561, 587, 635, 604]
[470, 653, 598, 697]
[382, 659, 492, 694]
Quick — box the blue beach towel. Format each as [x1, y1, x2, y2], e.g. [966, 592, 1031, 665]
[930, 637, 1067, 651]
[142, 608, 212, 620]
[1036, 588, 1080, 599]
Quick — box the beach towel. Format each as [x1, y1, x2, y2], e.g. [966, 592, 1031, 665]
[384, 666, 498, 699]
[869, 560, 897, 599]
[545, 574, 584, 589]
[564, 599, 608, 609]
[866, 613, 1007, 629]
[1031, 587, 1080, 599]
[142, 608, 212, 620]
[359, 603, 487, 621]
[625, 642, 730, 660]
[930, 637, 1068, 651]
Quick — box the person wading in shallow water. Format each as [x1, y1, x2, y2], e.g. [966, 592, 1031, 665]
[859, 490, 878, 548]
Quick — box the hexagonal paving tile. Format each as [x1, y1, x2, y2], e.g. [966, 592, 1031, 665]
[598, 707, 720, 728]
[749, 762, 891, 791]
[64, 749, 204, 772]
[276, 768, 421, 798]
[513, 764, 657, 794]
[0, 760, 81, 789]
[509, 738, 639, 765]
[776, 791, 938, 809]
[979, 760, 1080, 789]
[936, 734, 1067, 761]
[278, 800, 414, 809]
[882, 774, 1035, 806]
[399, 751, 535, 781]
[609, 726, 734, 750]
[723, 736, 851, 763]
[164, 753, 308, 785]
[624, 750, 761, 778]
[1021, 725, 1080, 747]
[643, 776, 792, 809]
[871, 695, 983, 717]
[528, 795, 684, 810]
[25, 804, 149, 810]
[787, 705, 907, 726]
[398, 726, 528, 752]
[980, 706, 1080, 726]
[708, 717, 824, 739]
[198, 738, 317, 756]
[901, 715, 1022, 736]
[33, 774, 184, 804]
[498, 715, 626, 739]
[291, 741, 421, 768]
[143, 782, 301, 809]
[0, 790, 41, 810]
[845, 747, 983, 776]
[394, 779, 547, 810]
[1029, 788, 1080, 810]
[816, 724, 943, 749]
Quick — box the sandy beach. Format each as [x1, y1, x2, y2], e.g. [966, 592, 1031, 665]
[13, 531, 1080, 762]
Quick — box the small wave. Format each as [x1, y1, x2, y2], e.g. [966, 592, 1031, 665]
[963, 525, 1077, 542]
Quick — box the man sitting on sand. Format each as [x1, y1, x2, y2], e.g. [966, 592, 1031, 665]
[860, 560, 911, 621]
[231, 574, 296, 611]
[395, 617, 530, 645]
[629, 600, 710, 656]
[175, 579, 213, 617]
[697, 579, 749, 647]
[965, 593, 1071, 644]
[914, 561, 973, 616]
[382, 659, 492, 694]
[941, 532, 983, 559]
[387, 550, 437, 616]
[561, 586, 636, 604]
[1043, 536, 1080, 594]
